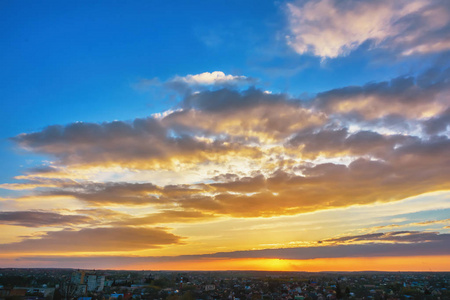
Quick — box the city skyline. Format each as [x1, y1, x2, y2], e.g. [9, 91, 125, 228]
[1, 0, 449, 271]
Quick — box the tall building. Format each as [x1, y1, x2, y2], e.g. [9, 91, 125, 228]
[87, 275, 105, 292]
[96, 276, 105, 292]
[70, 271, 105, 294]
[71, 271, 85, 285]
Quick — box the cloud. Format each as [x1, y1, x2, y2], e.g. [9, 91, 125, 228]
[322, 231, 447, 244]
[182, 87, 286, 112]
[361, 218, 450, 233]
[0, 177, 78, 190]
[11, 117, 253, 169]
[412, 218, 450, 226]
[137, 71, 255, 95]
[313, 69, 450, 120]
[172, 71, 250, 86]
[10, 88, 323, 170]
[37, 182, 162, 206]
[28, 181, 215, 208]
[423, 107, 450, 135]
[8, 69, 450, 218]
[25, 135, 449, 216]
[167, 89, 325, 142]
[190, 135, 449, 216]
[287, 128, 414, 159]
[25, 166, 60, 175]
[0, 227, 182, 253]
[0, 211, 92, 228]
[286, 0, 450, 58]
[207, 233, 450, 260]
[112, 210, 217, 226]
[12, 69, 448, 172]
[74, 208, 130, 219]
[208, 236, 450, 261]
[15, 231, 450, 265]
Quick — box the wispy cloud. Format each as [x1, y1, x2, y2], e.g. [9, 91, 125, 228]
[321, 231, 447, 245]
[286, 0, 450, 58]
[0, 211, 92, 228]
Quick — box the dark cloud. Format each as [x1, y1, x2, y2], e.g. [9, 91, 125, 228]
[0, 211, 92, 228]
[207, 235, 450, 260]
[11, 117, 243, 168]
[314, 68, 450, 120]
[164, 99, 323, 142]
[183, 88, 287, 112]
[210, 238, 450, 261]
[24, 166, 60, 175]
[0, 227, 182, 253]
[323, 231, 446, 244]
[423, 107, 450, 135]
[288, 128, 417, 159]
[39, 182, 162, 206]
[16, 232, 450, 267]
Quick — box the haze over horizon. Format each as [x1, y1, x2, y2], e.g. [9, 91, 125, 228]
[1, 0, 449, 271]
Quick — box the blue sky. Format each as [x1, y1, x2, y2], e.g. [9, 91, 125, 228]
[1, 0, 281, 183]
[1, 0, 438, 183]
[0, 0, 449, 270]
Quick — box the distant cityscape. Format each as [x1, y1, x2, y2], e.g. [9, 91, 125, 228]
[0, 268, 448, 300]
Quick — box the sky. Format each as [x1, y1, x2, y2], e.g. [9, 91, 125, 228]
[0, 0, 449, 271]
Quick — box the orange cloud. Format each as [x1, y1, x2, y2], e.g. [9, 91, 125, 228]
[11, 136, 450, 217]
[0, 227, 182, 253]
[0, 210, 93, 228]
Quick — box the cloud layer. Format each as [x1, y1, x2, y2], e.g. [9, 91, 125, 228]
[0, 211, 92, 227]
[9, 69, 450, 220]
[0, 227, 182, 253]
[2, 69, 449, 262]
[13, 231, 450, 266]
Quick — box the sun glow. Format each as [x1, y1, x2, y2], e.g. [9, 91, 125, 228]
[121, 256, 450, 272]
